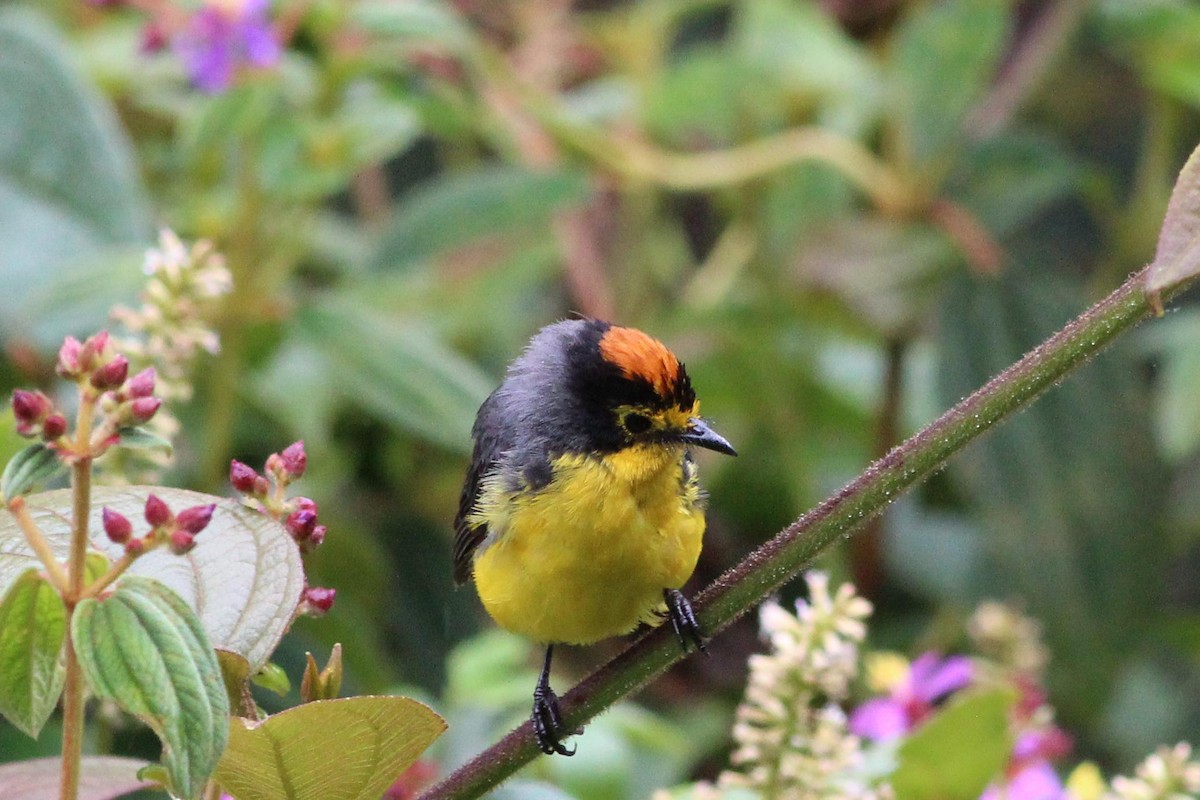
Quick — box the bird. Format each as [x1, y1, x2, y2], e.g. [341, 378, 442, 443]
[453, 319, 736, 756]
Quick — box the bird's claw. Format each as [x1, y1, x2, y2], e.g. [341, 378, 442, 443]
[662, 589, 707, 654]
[532, 682, 576, 756]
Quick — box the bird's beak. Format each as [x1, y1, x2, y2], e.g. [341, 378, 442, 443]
[681, 418, 737, 456]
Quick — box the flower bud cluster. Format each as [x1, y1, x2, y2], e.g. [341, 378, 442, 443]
[11, 331, 166, 463]
[102, 494, 215, 557]
[11, 390, 66, 442]
[230, 441, 327, 553]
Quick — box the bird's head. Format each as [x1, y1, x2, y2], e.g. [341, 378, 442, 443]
[501, 320, 736, 462]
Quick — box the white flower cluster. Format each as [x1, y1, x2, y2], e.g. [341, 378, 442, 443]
[717, 571, 890, 800]
[112, 228, 232, 405]
[102, 229, 232, 479]
[1106, 743, 1200, 800]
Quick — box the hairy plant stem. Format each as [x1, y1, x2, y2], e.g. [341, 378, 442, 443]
[60, 387, 97, 800]
[418, 264, 1194, 800]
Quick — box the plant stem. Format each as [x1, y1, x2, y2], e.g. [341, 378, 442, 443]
[6, 496, 70, 593]
[78, 552, 135, 600]
[418, 264, 1192, 800]
[61, 393, 96, 800]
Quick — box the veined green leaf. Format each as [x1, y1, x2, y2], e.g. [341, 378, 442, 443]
[1, 444, 66, 501]
[0, 487, 303, 671]
[0, 569, 66, 737]
[214, 695, 446, 800]
[0, 8, 149, 346]
[72, 576, 229, 800]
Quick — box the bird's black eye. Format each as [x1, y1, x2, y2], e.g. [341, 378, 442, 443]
[623, 412, 652, 435]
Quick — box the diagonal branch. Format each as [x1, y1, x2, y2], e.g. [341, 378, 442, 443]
[419, 262, 1194, 800]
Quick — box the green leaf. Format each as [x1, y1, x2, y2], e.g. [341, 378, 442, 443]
[72, 576, 229, 800]
[351, 0, 470, 51]
[1146, 141, 1200, 307]
[734, 0, 880, 133]
[116, 426, 174, 455]
[0, 569, 66, 737]
[948, 133, 1085, 236]
[892, 688, 1015, 800]
[285, 300, 492, 452]
[0, 755, 154, 800]
[0, 8, 149, 343]
[889, 0, 1010, 176]
[0, 444, 66, 500]
[0, 487, 304, 671]
[250, 661, 291, 698]
[937, 265, 1168, 721]
[793, 215, 959, 335]
[214, 695, 446, 800]
[372, 165, 590, 271]
[216, 649, 256, 718]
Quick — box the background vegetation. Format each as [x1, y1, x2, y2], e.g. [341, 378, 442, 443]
[2, 0, 1200, 796]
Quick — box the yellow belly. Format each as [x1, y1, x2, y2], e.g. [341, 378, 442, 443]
[471, 448, 705, 645]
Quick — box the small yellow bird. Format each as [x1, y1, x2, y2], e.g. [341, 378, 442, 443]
[453, 319, 735, 755]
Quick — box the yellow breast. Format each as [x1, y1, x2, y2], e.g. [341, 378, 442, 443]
[470, 445, 705, 645]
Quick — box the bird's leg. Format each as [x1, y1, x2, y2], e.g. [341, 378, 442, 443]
[531, 645, 576, 756]
[663, 588, 707, 654]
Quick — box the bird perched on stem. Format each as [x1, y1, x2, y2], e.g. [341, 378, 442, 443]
[453, 319, 736, 756]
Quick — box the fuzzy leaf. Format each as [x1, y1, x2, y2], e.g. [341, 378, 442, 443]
[0, 487, 303, 671]
[0, 755, 153, 800]
[116, 426, 173, 455]
[0, 569, 66, 737]
[214, 695, 446, 800]
[890, 0, 1009, 175]
[72, 576, 229, 800]
[1146, 142, 1200, 308]
[892, 688, 1015, 800]
[0, 8, 149, 347]
[1, 444, 66, 500]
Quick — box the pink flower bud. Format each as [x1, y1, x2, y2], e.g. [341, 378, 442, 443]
[91, 355, 129, 390]
[57, 337, 83, 377]
[253, 476, 270, 495]
[176, 503, 215, 534]
[12, 390, 50, 425]
[286, 509, 317, 541]
[144, 494, 171, 527]
[79, 331, 111, 372]
[169, 529, 196, 555]
[306, 524, 327, 550]
[229, 460, 261, 493]
[265, 452, 283, 475]
[41, 414, 67, 441]
[292, 496, 318, 514]
[139, 19, 167, 53]
[130, 396, 162, 422]
[127, 367, 156, 398]
[125, 536, 147, 556]
[102, 507, 133, 544]
[303, 586, 336, 615]
[280, 440, 307, 477]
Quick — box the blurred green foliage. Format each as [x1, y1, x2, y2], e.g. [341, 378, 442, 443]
[3, 0, 1200, 794]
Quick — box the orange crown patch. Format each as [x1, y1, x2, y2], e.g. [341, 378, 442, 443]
[598, 326, 685, 400]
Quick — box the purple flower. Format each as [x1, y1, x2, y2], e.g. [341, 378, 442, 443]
[980, 761, 1066, 800]
[849, 652, 973, 741]
[173, 0, 280, 93]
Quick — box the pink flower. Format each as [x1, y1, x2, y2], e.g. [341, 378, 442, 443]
[849, 652, 973, 740]
[173, 0, 280, 93]
[979, 729, 1073, 800]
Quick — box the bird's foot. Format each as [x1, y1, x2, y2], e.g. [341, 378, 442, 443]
[662, 589, 707, 654]
[532, 681, 576, 756]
